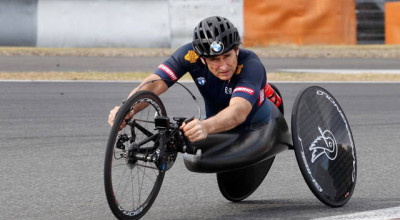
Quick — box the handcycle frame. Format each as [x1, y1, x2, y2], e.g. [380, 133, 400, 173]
[104, 83, 357, 220]
[130, 115, 198, 170]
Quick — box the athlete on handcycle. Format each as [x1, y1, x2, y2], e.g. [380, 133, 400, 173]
[108, 15, 282, 142]
[105, 16, 357, 220]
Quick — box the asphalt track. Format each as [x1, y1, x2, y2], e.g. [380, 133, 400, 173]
[1, 55, 400, 73]
[1, 81, 399, 219]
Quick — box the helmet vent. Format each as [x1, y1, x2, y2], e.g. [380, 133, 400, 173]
[214, 27, 219, 37]
[222, 36, 228, 46]
[220, 24, 225, 33]
[206, 30, 212, 39]
[200, 31, 205, 39]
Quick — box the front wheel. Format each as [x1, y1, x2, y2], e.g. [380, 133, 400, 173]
[104, 91, 167, 220]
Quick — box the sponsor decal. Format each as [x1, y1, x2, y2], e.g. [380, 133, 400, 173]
[158, 64, 177, 81]
[298, 137, 323, 192]
[316, 89, 356, 182]
[196, 77, 206, 85]
[119, 204, 143, 216]
[233, 87, 254, 95]
[210, 41, 224, 54]
[235, 64, 244, 75]
[184, 50, 199, 63]
[309, 127, 338, 163]
[258, 89, 265, 106]
[225, 86, 232, 94]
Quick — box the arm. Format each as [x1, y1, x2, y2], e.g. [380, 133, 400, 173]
[108, 74, 168, 127]
[127, 73, 168, 98]
[181, 97, 252, 142]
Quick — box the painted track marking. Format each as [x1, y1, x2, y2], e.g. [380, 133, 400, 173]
[313, 206, 400, 220]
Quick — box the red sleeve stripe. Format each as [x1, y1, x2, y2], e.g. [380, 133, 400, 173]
[233, 87, 255, 95]
[158, 64, 177, 81]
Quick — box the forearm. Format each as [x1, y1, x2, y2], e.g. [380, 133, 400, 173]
[202, 111, 240, 134]
[202, 98, 251, 134]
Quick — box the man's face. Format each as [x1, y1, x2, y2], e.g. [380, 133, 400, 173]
[203, 49, 238, 81]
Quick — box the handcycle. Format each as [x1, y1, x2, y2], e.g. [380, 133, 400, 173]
[104, 81, 357, 220]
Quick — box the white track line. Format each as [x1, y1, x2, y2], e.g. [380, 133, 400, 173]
[278, 69, 400, 74]
[313, 206, 400, 220]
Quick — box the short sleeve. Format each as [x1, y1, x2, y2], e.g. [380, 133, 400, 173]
[231, 60, 266, 106]
[154, 43, 196, 87]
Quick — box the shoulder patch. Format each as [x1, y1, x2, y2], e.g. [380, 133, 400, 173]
[184, 50, 199, 63]
[235, 64, 244, 75]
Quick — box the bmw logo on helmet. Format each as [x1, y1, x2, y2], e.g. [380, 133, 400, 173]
[210, 41, 224, 54]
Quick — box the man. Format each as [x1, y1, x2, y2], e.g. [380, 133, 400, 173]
[108, 16, 281, 143]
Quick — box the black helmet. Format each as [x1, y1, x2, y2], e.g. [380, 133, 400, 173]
[192, 16, 240, 57]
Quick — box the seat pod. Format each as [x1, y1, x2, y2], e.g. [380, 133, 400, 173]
[183, 102, 293, 173]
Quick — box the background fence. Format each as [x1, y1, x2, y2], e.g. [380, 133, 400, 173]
[0, 0, 399, 48]
[356, 0, 386, 44]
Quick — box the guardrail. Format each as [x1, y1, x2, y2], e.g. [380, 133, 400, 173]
[0, 0, 398, 47]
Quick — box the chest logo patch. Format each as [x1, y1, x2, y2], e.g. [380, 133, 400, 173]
[184, 50, 199, 63]
[196, 77, 206, 85]
[225, 86, 232, 94]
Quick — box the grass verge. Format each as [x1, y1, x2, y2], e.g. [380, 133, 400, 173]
[1, 45, 400, 58]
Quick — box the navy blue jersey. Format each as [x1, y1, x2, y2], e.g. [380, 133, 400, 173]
[154, 43, 271, 130]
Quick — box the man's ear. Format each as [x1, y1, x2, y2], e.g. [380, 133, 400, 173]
[236, 49, 239, 56]
[200, 57, 206, 65]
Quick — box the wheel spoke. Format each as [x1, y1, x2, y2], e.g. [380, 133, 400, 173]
[136, 163, 157, 183]
[116, 164, 130, 204]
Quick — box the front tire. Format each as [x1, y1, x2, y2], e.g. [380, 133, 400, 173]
[104, 91, 167, 219]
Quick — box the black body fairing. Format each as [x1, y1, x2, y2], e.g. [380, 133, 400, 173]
[183, 103, 292, 173]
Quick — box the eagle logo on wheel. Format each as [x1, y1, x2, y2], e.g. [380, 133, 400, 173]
[309, 127, 338, 163]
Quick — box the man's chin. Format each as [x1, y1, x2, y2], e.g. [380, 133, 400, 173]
[217, 73, 233, 81]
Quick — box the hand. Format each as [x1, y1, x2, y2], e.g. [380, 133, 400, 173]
[180, 118, 208, 142]
[108, 106, 135, 130]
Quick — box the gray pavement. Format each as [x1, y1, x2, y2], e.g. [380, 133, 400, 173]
[1, 55, 399, 73]
[0, 81, 399, 219]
